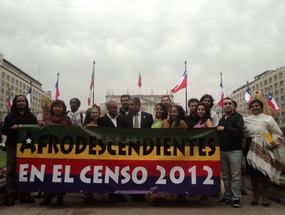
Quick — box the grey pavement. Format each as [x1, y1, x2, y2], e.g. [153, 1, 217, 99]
[0, 190, 284, 215]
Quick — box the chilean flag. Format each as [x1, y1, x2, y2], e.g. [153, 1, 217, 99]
[216, 75, 224, 107]
[268, 93, 279, 112]
[88, 61, 95, 106]
[171, 70, 187, 94]
[55, 73, 60, 100]
[7, 94, 12, 112]
[138, 72, 142, 88]
[245, 84, 251, 104]
[26, 87, 32, 108]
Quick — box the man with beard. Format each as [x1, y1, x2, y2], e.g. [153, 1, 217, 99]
[217, 97, 244, 208]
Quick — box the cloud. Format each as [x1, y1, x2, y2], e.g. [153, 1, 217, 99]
[1, 0, 285, 110]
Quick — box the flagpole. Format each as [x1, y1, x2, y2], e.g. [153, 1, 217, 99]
[7, 87, 11, 114]
[185, 61, 188, 116]
[29, 81, 32, 109]
[92, 61, 95, 105]
[220, 72, 224, 115]
[246, 81, 250, 115]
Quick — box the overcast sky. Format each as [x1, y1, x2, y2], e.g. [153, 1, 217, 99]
[1, 0, 285, 110]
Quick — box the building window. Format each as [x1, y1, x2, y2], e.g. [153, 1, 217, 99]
[7, 75, 10, 81]
[264, 80, 267, 85]
[280, 80, 284, 86]
[268, 85, 273, 93]
[1, 72, 5, 78]
[279, 72, 283, 79]
[269, 77, 272, 84]
[274, 83, 278, 89]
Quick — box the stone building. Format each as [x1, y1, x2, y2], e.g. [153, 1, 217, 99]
[229, 67, 285, 126]
[0, 53, 51, 120]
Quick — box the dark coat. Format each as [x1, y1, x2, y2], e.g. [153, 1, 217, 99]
[124, 111, 153, 128]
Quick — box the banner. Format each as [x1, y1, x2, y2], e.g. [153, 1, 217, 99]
[17, 126, 221, 195]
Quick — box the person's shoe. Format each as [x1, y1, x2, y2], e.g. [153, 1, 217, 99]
[6, 199, 16, 206]
[138, 194, 146, 201]
[241, 190, 247, 195]
[117, 195, 127, 202]
[218, 197, 231, 205]
[56, 195, 64, 206]
[251, 196, 259, 206]
[232, 199, 240, 208]
[20, 196, 35, 204]
[263, 202, 270, 207]
[81, 193, 94, 201]
[107, 195, 116, 204]
[211, 194, 221, 198]
[131, 195, 141, 201]
[35, 192, 43, 198]
[39, 198, 52, 206]
[175, 195, 187, 203]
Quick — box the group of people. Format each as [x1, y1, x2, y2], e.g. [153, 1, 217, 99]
[1, 92, 284, 208]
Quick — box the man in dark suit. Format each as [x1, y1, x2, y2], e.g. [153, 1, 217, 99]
[124, 97, 153, 201]
[124, 97, 153, 129]
[98, 100, 127, 203]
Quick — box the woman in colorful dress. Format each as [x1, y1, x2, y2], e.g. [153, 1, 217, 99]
[244, 99, 285, 207]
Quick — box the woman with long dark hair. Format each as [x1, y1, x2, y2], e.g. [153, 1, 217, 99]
[2, 95, 37, 206]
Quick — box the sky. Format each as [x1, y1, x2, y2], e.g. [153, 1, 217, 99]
[1, 0, 285, 110]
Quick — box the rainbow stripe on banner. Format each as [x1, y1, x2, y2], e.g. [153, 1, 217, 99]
[17, 126, 221, 195]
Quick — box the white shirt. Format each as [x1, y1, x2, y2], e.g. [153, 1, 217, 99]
[67, 110, 85, 126]
[133, 111, 141, 128]
[107, 113, 117, 127]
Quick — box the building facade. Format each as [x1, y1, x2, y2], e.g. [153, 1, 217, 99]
[103, 93, 175, 116]
[0, 53, 51, 121]
[230, 66, 285, 126]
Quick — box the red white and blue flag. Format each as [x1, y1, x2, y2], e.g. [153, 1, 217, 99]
[55, 73, 60, 100]
[216, 74, 224, 107]
[171, 70, 187, 94]
[7, 89, 13, 112]
[138, 72, 142, 88]
[268, 93, 279, 112]
[26, 87, 32, 108]
[244, 83, 251, 104]
[88, 62, 95, 106]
